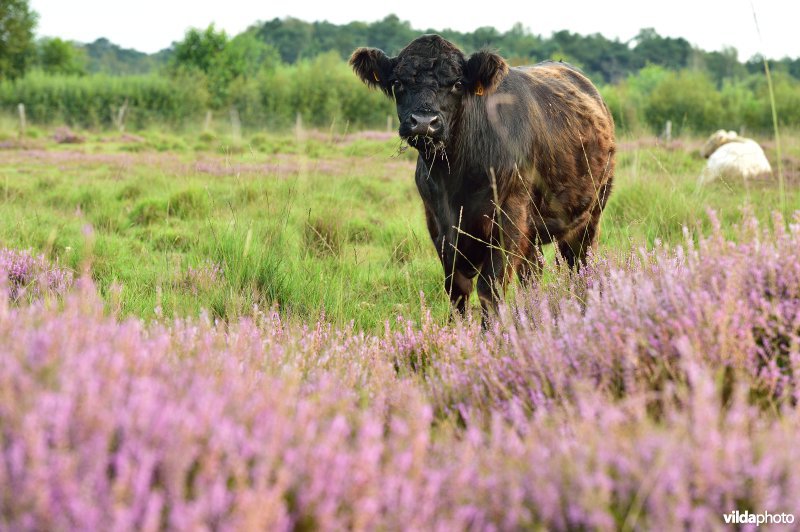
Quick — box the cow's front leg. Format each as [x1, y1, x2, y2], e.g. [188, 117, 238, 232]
[444, 268, 473, 317]
[435, 230, 474, 317]
[425, 204, 472, 317]
[476, 197, 529, 322]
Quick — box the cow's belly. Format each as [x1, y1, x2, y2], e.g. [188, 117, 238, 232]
[528, 185, 593, 243]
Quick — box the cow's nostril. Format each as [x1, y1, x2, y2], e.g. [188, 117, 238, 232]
[410, 114, 440, 135]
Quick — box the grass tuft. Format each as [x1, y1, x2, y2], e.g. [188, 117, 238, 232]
[304, 216, 343, 257]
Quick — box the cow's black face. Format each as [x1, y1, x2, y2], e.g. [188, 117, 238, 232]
[350, 35, 509, 154]
[389, 37, 465, 147]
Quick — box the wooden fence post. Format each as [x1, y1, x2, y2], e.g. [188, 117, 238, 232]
[18, 103, 26, 138]
[203, 110, 213, 133]
[113, 99, 128, 132]
[295, 113, 305, 142]
[230, 107, 241, 145]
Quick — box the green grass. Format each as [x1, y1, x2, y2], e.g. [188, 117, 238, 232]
[1, 126, 799, 330]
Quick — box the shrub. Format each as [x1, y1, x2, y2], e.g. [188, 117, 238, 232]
[0, 247, 73, 301]
[168, 189, 211, 220]
[643, 70, 723, 134]
[304, 215, 343, 257]
[129, 198, 168, 226]
[0, 71, 208, 128]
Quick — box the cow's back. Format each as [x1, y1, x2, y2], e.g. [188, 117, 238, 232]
[520, 61, 609, 111]
[514, 62, 615, 186]
[457, 61, 614, 186]
[498, 61, 616, 204]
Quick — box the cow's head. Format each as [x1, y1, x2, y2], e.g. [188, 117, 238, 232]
[350, 35, 508, 150]
[700, 129, 740, 158]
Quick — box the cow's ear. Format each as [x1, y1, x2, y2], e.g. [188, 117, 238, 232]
[349, 47, 393, 94]
[464, 50, 509, 95]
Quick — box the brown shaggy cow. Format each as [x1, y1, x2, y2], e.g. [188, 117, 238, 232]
[350, 35, 615, 319]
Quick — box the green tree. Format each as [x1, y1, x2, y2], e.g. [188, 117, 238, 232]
[170, 25, 228, 74]
[214, 32, 279, 79]
[632, 28, 692, 70]
[0, 0, 38, 79]
[168, 25, 229, 108]
[699, 47, 746, 85]
[499, 23, 545, 65]
[208, 32, 280, 106]
[83, 38, 158, 75]
[311, 20, 365, 59]
[170, 25, 281, 108]
[469, 26, 501, 49]
[37, 37, 86, 75]
[257, 17, 314, 63]
[365, 15, 415, 55]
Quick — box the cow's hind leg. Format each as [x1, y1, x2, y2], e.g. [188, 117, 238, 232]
[557, 217, 598, 269]
[516, 237, 544, 284]
[557, 178, 613, 269]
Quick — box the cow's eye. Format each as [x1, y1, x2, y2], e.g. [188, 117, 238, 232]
[392, 80, 404, 92]
[452, 81, 464, 93]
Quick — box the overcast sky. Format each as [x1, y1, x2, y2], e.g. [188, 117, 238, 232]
[30, 0, 799, 60]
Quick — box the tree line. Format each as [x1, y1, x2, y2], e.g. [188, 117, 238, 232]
[249, 16, 800, 85]
[86, 16, 800, 85]
[1, 2, 799, 134]
[4, 5, 799, 84]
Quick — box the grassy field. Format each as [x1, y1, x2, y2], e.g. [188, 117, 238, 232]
[1, 123, 799, 329]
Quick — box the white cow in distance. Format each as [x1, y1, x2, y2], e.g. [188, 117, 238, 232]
[699, 130, 772, 185]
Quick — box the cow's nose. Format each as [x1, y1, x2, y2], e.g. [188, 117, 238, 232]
[409, 114, 441, 136]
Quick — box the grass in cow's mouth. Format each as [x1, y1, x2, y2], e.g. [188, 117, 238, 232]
[399, 135, 451, 175]
[394, 138, 411, 157]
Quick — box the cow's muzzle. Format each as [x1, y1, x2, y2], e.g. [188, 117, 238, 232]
[408, 114, 441, 137]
